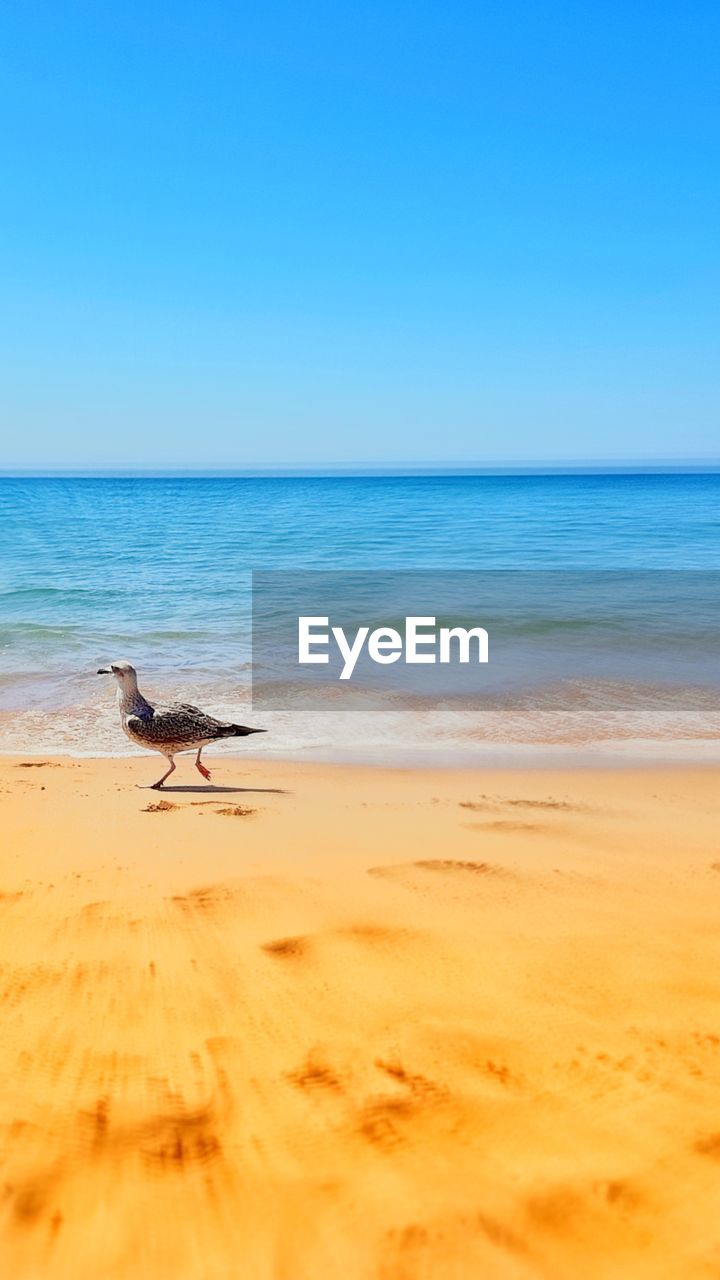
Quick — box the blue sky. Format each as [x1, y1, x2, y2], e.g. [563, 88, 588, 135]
[1, 1, 718, 469]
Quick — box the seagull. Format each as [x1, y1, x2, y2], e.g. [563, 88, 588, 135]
[97, 660, 265, 788]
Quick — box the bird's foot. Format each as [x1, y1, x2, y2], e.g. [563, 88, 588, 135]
[196, 762, 212, 781]
[150, 780, 165, 790]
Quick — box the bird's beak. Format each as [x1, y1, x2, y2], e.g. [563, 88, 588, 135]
[97, 667, 111, 675]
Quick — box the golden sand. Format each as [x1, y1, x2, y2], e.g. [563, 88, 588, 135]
[1, 755, 719, 1278]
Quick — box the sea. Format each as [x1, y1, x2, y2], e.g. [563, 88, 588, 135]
[1, 472, 719, 765]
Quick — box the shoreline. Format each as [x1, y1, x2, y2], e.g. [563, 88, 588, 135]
[2, 737, 720, 770]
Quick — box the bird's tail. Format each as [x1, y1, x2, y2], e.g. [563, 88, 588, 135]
[217, 724, 266, 738]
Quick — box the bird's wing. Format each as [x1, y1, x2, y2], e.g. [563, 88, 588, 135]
[164, 701, 229, 734]
[128, 703, 226, 744]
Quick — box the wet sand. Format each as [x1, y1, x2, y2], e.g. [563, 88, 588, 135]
[1, 755, 719, 1278]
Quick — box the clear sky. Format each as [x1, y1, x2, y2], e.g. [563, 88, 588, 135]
[1, 1, 718, 469]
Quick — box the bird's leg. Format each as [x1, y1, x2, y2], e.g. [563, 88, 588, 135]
[195, 748, 211, 781]
[151, 758, 176, 790]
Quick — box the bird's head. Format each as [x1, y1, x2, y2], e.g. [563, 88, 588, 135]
[97, 660, 138, 689]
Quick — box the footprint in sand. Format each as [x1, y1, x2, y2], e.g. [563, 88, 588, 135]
[357, 1059, 449, 1151]
[286, 1053, 344, 1092]
[169, 883, 238, 915]
[366, 859, 515, 902]
[261, 923, 423, 967]
[694, 1132, 720, 1159]
[261, 935, 310, 959]
[459, 796, 586, 813]
[382, 1209, 530, 1273]
[142, 800, 177, 813]
[369, 859, 505, 879]
[417, 859, 504, 874]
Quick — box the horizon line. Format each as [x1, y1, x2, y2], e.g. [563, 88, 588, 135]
[1, 460, 720, 479]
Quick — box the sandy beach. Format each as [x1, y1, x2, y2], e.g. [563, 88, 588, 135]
[1, 755, 719, 1278]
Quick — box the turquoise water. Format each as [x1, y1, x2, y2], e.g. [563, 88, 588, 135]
[1, 474, 719, 760]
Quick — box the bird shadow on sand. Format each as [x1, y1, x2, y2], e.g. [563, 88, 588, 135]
[140, 784, 289, 795]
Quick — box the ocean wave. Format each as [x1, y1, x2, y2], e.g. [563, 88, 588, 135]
[1, 675, 718, 764]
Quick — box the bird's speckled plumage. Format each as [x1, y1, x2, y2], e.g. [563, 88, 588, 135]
[125, 700, 246, 751]
[98, 660, 265, 788]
